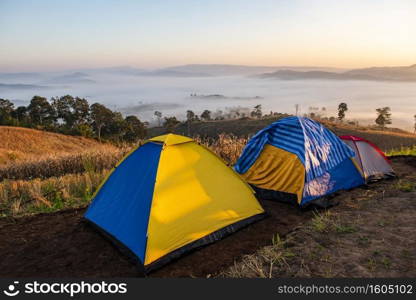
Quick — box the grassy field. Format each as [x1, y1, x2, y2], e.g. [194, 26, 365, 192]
[0, 126, 120, 165]
[0, 171, 106, 216]
[0, 146, 128, 181]
[221, 157, 416, 278]
[148, 117, 416, 152]
[0, 135, 248, 216]
[386, 146, 416, 156]
[0, 156, 414, 277]
[0, 120, 415, 278]
[0, 120, 415, 217]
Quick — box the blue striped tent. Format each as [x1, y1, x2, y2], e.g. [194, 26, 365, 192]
[234, 117, 365, 206]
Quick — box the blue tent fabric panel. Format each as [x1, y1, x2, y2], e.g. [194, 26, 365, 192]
[84, 142, 162, 263]
[267, 117, 305, 163]
[234, 117, 304, 174]
[233, 131, 269, 173]
[301, 158, 365, 205]
[234, 117, 356, 184]
[299, 117, 355, 182]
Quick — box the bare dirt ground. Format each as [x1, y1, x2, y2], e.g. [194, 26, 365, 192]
[0, 157, 415, 278]
[223, 156, 416, 278]
[0, 197, 311, 278]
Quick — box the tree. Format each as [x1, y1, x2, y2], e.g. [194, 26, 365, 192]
[90, 103, 114, 142]
[11, 106, 28, 124]
[106, 111, 126, 141]
[0, 94, 150, 142]
[76, 123, 94, 138]
[186, 110, 195, 135]
[52, 95, 74, 127]
[320, 106, 327, 118]
[27, 96, 56, 127]
[200, 110, 211, 121]
[375, 107, 392, 129]
[338, 103, 348, 121]
[154, 111, 162, 126]
[186, 110, 195, 121]
[0, 99, 15, 125]
[295, 104, 300, 116]
[72, 97, 90, 126]
[414, 115, 416, 133]
[52, 95, 90, 131]
[308, 106, 319, 119]
[251, 104, 262, 119]
[163, 116, 180, 133]
[123, 115, 146, 142]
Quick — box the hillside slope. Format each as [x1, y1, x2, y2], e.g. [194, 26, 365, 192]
[0, 156, 414, 277]
[0, 126, 116, 165]
[148, 117, 416, 151]
[259, 64, 416, 82]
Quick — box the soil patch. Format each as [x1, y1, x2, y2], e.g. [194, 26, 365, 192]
[0, 197, 311, 277]
[0, 157, 414, 277]
[222, 156, 416, 277]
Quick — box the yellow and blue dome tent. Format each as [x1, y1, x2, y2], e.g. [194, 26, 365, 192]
[85, 134, 265, 272]
[234, 117, 365, 207]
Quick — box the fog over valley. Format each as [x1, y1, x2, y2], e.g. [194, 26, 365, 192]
[1, 64, 415, 131]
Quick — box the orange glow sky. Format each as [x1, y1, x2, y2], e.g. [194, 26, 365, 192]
[1, 0, 415, 71]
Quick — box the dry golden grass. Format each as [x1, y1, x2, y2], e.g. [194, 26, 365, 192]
[386, 146, 416, 156]
[0, 170, 108, 216]
[2, 122, 414, 181]
[220, 234, 295, 278]
[0, 147, 129, 181]
[0, 134, 246, 216]
[0, 132, 246, 181]
[320, 120, 416, 151]
[0, 126, 119, 165]
[0, 126, 132, 180]
[0, 127, 414, 217]
[195, 134, 248, 165]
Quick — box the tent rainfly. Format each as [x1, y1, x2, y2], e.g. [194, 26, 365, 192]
[234, 116, 365, 207]
[340, 135, 395, 181]
[85, 134, 265, 273]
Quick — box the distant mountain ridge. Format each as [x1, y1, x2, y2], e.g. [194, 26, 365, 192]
[0, 83, 49, 90]
[43, 72, 96, 84]
[158, 64, 344, 76]
[1, 63, 415, 81]
[345, 64, 416, 81]
[259, 64, 416, 82]
[76, 64, 342, 77]
[0, 72, 41, 80]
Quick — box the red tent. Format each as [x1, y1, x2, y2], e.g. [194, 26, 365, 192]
[340, 135, 395, 181]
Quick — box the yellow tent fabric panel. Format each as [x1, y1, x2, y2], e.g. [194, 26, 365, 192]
[149, 134, 193, 146]
[241, 145, 305, 203]
[144, 141, 264, 265]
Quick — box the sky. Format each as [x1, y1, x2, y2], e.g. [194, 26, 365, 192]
[1, 0, 415, 72]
